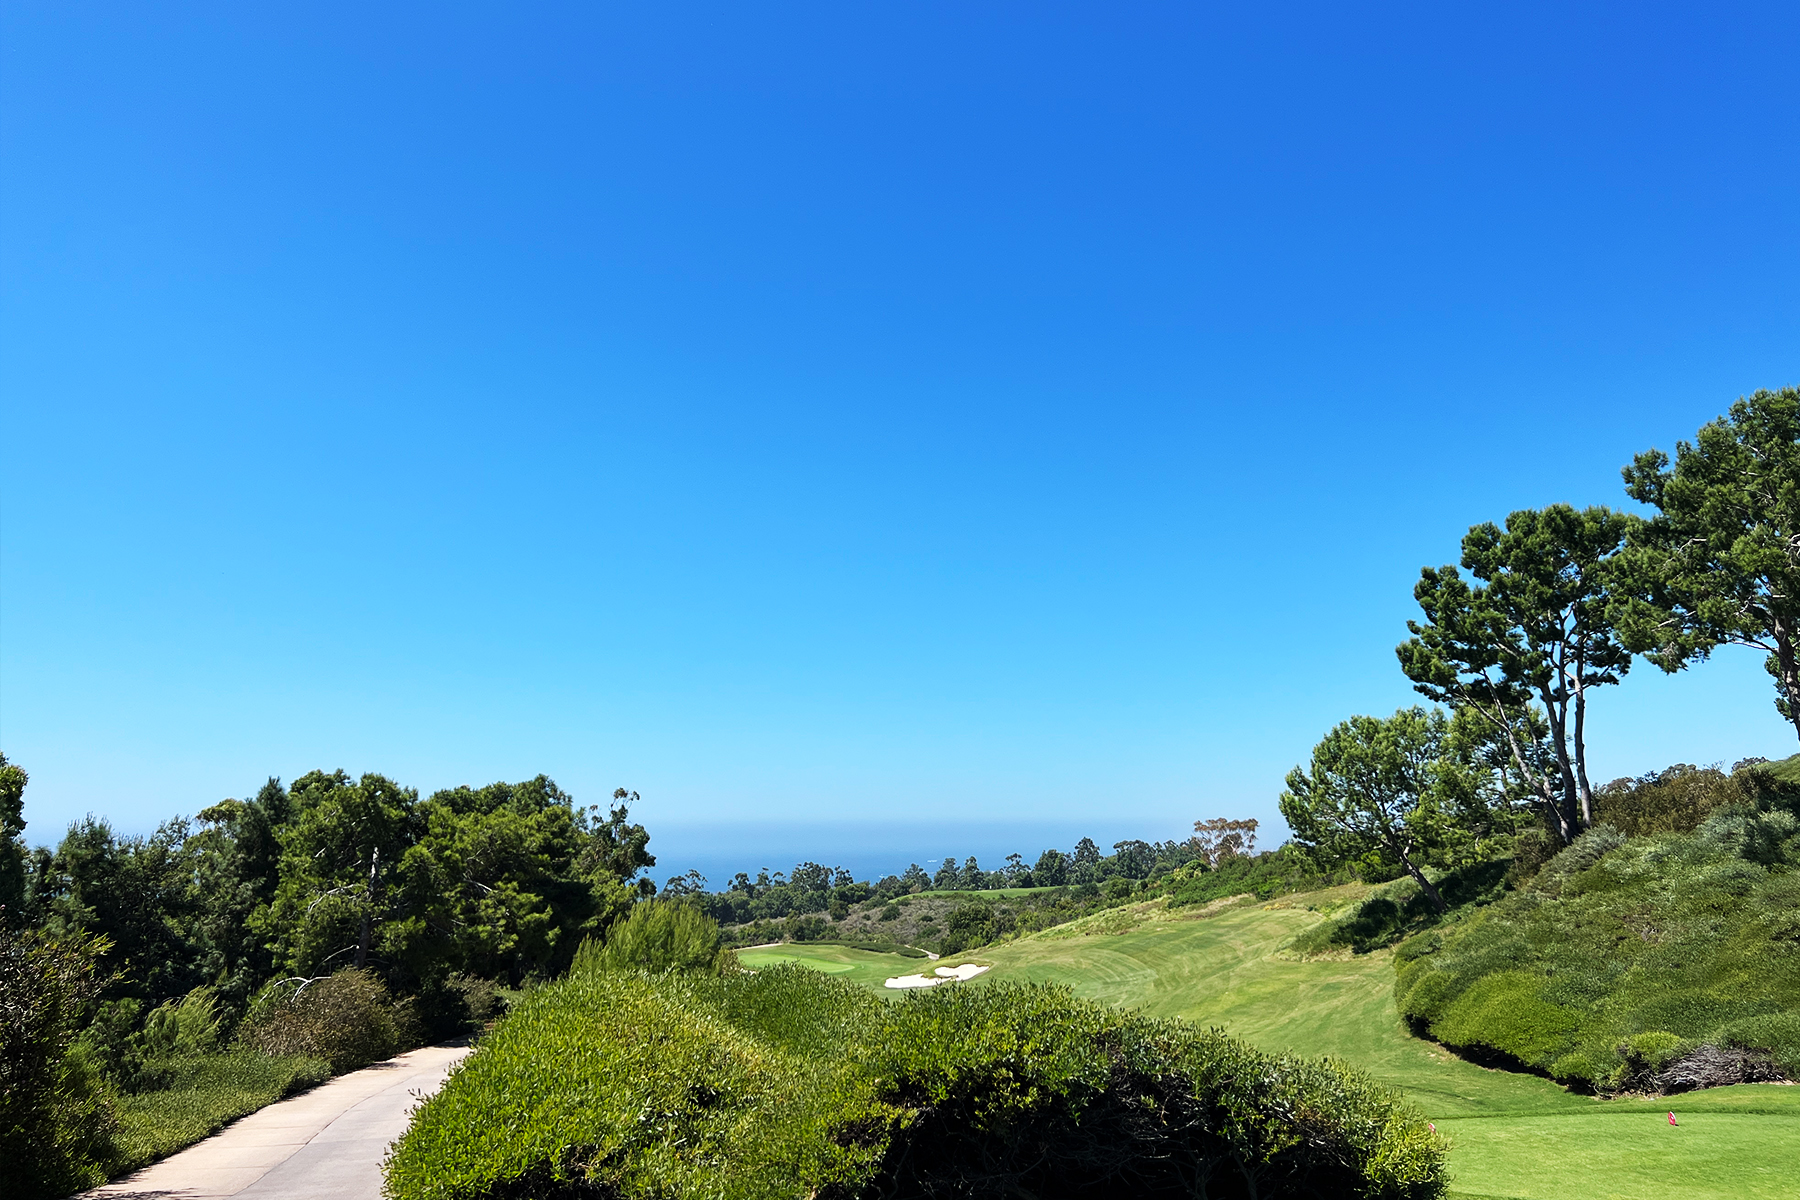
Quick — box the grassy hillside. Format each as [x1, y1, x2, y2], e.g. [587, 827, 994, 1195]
[770, 890, 1799, 1200]
[1396, 779, 1800, 1094]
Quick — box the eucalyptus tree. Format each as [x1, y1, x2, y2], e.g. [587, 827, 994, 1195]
[1280, 708, 1483, 912]
[1620, 386, 1800, 743]
[1190, 817, 1258, 867]
[1397, 504, 1632, 844]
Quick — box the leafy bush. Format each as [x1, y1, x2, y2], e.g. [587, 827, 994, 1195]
[1163, 847, 1350, 909]
[386, 965, 1446, 1200]
[939, 901, 999, 954]
[0, 925, 117, 1198]
[573, 899, 732, 975]
[1395, 776, 1800, 1093]
[237, 968, 414, 1072]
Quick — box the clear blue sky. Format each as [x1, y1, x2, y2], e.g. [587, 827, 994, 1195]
[3, 3, 1797, 885]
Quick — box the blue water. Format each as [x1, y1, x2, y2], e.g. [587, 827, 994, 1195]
[643, 817, 1208, 891]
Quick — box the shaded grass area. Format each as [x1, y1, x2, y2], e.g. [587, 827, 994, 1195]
[109, 1052, 329, 1176]
[772, 893, 1800, 1200]
[1286, 861, 1511, 958]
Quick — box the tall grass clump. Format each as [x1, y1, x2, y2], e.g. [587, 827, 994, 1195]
[1396, 768, 1800, 1093]
[387, 965, 1446, 1200]
[573, 898, 733, 975]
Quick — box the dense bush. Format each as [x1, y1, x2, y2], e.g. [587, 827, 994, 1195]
[387, 966, 1445, 1200]
[1, 925, 119, 1197]
[1163, 847, 1352, 909]
[1395, 775, 1800, 1093]
[237, 968, 416, 1072]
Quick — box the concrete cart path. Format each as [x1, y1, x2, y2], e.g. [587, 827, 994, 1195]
[85, 1043, 472, 1200]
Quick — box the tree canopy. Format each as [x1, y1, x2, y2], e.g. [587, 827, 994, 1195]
[1279, 708, 1488, 912]
[1621, 386, 1800, 743]
[1397, 504, 1631, 844]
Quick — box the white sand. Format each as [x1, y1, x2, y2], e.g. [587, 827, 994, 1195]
[884, 962, 991, 989]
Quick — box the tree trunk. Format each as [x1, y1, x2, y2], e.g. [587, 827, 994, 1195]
[1773, 618, 1800, 746]
[1394, 843, 1447, 913]
[1470, 692, 1572, 847]
[354, 845, 380, 970]
[1572, 679, 1595, 828]
[1540, 687, 1582, 845]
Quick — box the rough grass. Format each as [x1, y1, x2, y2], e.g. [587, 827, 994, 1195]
[109, 1052, 329, 1175]
[766, 889, 1800, 1200]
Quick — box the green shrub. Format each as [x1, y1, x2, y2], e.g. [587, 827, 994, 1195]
[1395, 794, 1800, 1093]
[787, 913, 829, 941]
[386, 966, 1446, 1200]
[1713, 1011, 1800, 1076]
[74, 996, 149, 1090]
[573, 899, 732, 975]
[237, 968, 413, 1072]
[0, 925, 118, 1198]
[939, 901, 999, 954]
[1164, 846, 1348, 908]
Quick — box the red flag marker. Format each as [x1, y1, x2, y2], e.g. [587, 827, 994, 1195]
[1668, 1112, 1678, 1126]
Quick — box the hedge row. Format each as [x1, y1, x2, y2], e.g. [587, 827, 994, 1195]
[386, 964, 1445, 1200]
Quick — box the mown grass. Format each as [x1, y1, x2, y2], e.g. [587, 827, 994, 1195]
[109, 1052, 329, 1175]
[736, 942, 969, 991]
[767, 890, 1800, 1200]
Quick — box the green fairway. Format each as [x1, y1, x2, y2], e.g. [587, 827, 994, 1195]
[1436, 1098, 1800, 1200]
[735, 942, 972, 991]
[760, 895, 1800, 1199]
[908, 886, 1060, 899]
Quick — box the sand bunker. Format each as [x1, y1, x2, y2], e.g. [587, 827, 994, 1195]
[884, 963, 991, 989]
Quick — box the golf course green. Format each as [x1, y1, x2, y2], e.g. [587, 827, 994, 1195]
[733, 942, 961, 991]
[756, 896, 1800, 1199]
